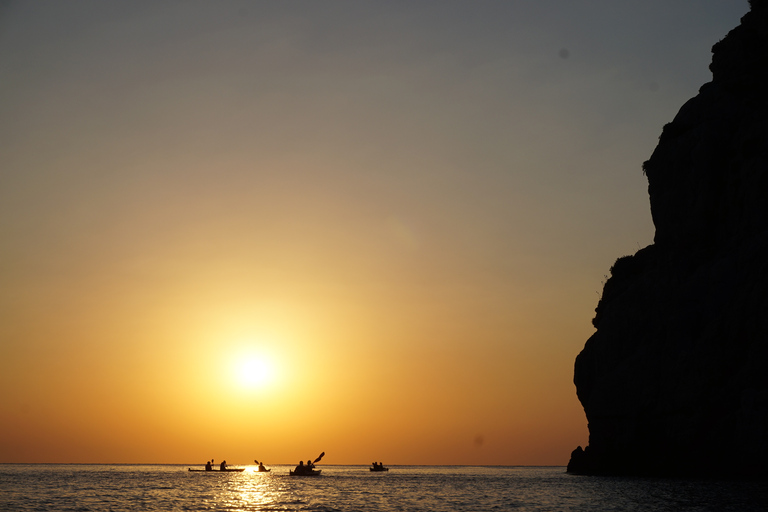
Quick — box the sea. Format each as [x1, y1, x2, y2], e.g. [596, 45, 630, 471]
[1, 464, 766, 511]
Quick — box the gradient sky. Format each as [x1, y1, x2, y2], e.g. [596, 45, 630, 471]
[0, 1, 749, 465]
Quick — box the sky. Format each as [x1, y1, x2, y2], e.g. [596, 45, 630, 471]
[0, 0, 749, 465]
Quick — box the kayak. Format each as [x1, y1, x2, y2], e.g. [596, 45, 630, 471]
[370, 467, 389, 472]
[289, 469, 321, 476]
[188, 468, 245, 472]
[254, 460, 271, 472]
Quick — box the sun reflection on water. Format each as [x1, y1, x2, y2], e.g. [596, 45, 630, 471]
[213, 470, 278, 509]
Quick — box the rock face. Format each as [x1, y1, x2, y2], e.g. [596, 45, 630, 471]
[569, 1, 768, 477]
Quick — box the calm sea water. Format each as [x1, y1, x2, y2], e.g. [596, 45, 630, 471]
[1, 464, 766, 511]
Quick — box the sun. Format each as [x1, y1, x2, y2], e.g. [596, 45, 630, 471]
[234, 355, 276, 390]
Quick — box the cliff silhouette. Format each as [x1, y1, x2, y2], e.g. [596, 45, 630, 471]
[569, 1, 768, 477]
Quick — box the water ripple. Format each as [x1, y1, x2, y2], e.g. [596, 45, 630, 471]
[1, 465, 766, 511]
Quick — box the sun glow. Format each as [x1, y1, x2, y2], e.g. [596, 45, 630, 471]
[237, 356, 275, 388]
[232, 352, 278, 391]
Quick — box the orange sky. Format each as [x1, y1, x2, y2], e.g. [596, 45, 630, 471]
[0, 1, 748, 465]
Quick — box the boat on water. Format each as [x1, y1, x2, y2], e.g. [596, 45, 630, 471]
[254, 460, 271, 472]
[289, 451, 325, 476]
[370, 462, 388, 472]
[289, 469, 322, 476]
[188, 468, 245, 472]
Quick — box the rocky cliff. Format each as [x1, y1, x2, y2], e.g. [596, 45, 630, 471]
[569, 1, 768, 477]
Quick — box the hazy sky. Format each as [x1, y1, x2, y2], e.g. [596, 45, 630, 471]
[0, 0, 749, 465]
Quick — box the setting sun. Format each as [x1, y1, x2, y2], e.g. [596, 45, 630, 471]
[223, 338, 284, 393]
[235, 356, 275, 389]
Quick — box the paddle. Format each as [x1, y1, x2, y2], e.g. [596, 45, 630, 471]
[313, 452, 325, 464]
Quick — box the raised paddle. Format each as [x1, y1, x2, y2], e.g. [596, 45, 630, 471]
[313, 452, 325, 464]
